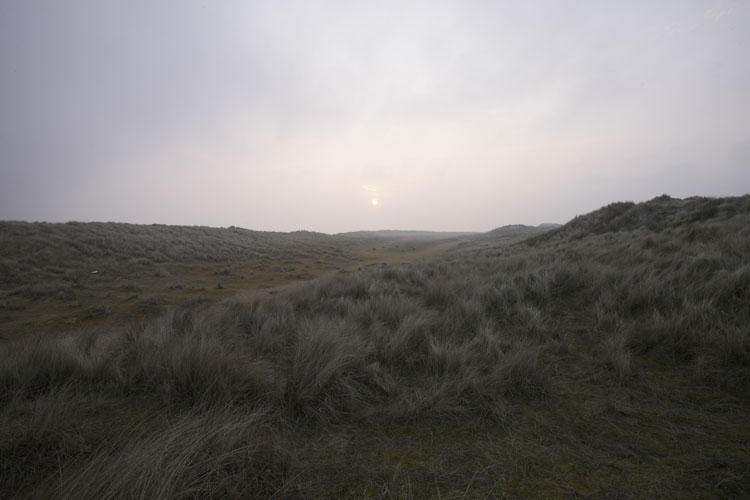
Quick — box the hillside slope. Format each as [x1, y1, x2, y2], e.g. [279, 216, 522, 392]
[531, 194, 750, 243]
[486, 223, 560, 238]
[0, 222, 468, 338]
[0, 222, 350, 280]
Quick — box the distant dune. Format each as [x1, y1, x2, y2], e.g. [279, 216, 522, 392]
[485, 223, 561, 238]
[335, 229, 479, 239]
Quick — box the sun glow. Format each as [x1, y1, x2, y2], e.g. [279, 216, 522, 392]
[371, 199, 378, 206]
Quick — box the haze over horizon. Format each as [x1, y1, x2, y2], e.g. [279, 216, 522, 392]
[1, 1, 749, 234]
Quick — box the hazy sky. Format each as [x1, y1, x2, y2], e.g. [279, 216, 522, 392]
[1, 1, 748, 233]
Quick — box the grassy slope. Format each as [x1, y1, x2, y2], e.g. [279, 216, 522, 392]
[1, 195, 749, 499]
[0, 223, 461, 339]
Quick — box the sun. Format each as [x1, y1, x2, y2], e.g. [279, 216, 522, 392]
[371, 198, 378, 206]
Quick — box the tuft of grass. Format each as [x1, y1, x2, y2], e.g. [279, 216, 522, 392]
[284, 318, 390, 422]
[381, 311, 438, 372]
[0, 333, 116, 401]
[113, 311, 275, 410]
[600, 327, 636, 385]
[53, 410, 290, 500]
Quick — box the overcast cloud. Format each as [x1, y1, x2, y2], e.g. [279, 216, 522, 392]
[1, 0, 748, 233]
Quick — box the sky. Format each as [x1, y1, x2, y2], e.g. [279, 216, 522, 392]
[1, 1, 748, 234]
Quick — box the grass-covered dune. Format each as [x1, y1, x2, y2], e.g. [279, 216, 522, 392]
[1, 195, 749, 498]
[0, 223, 463, 339]
[0, 222, 352, 289]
